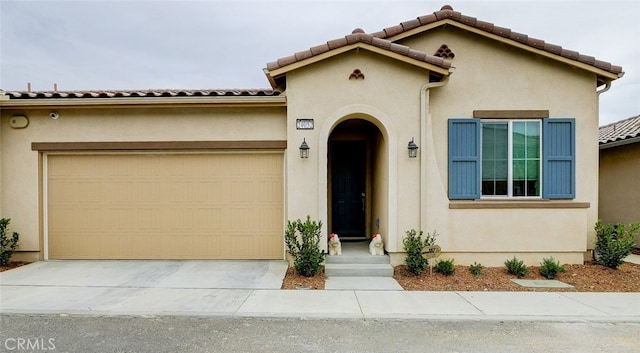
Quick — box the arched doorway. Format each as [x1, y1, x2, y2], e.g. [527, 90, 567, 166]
[328, 119, 384, 240]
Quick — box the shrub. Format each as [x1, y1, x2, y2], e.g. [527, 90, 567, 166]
[436, 259, 455, 276]
[284, 216, 325, 277]
[539, 257, 566, 279]
[0, 218, 20, 266]
[594, 220, 639, 269]
[469, 262, 484, 276]
[504, 256, 528, 278]
[402, 229, 437, 276]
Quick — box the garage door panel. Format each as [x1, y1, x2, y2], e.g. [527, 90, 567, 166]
[47, 153, 284, 259]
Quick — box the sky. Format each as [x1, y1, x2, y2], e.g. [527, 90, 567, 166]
[1, 0, 638, 126]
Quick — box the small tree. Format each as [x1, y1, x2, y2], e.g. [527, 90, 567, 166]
[403, 229, 437, 276]
[594, 220, 639, 269]
[284, 216, 325, 277]
[0, 218, 20, 266]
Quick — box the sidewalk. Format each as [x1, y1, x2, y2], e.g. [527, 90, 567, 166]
[2, 285, 639, 322]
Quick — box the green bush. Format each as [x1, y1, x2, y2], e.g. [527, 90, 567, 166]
[435, 259, 455, 276]
[539, 257, 566, 279]
[402, 229, 437, 276]
[284, 216, 325, 277]
[469, 262, 484, 276]
[594, 220, 639, 269]
[0, 218, 20, 266]
[504, 256, 528, 278]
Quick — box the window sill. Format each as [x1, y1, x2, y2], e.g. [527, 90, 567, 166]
[449, 201, 590, 209]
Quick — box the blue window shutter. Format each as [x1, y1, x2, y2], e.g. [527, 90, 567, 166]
[543, 118, 575, 199]
[448, 119, 481, 199]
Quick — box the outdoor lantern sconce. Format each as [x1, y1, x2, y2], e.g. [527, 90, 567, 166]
[408, 138, 419, 158]
[299, 138, 310, 159]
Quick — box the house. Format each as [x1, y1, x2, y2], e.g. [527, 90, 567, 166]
[0, 5, 623, 266]
[599, 115, 640, 246]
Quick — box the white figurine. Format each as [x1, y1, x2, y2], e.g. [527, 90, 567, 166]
[328, 233, 342, 255]
[369, 233, 384, 255]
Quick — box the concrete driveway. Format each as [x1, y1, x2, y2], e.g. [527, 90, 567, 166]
[0, 260, 289, 316]
[0, 260, 288, 289]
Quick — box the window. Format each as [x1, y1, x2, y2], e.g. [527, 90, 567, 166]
[481, 121, 540, 197]
[448, 118, 575, 200]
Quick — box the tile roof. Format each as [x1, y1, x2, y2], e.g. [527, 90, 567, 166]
[372, 5, 623, 77]
[1, 89, 280, 100]
[266, 28, 452, 73]
[599, 115, 640, 145]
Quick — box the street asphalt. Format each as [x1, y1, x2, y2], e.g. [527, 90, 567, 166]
[1, 258, 639, 322]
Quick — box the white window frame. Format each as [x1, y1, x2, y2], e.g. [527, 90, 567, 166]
[480, 119, 542, 199]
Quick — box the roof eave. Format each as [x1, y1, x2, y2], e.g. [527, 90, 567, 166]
[0, 95, 287, 109]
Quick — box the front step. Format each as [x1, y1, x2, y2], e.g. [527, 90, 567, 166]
[325, 254, 390, 264]
[324, 263, 394, 277]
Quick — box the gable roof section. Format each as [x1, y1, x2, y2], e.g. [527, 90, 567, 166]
[599, 115, 640, 149]
[372, 5, 623, 87]
[264, 29, 453, 89]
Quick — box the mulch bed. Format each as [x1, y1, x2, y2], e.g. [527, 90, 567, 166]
[0, 261, 29, 272]
[280, 261, 640, 292]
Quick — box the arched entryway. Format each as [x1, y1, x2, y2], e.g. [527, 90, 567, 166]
[328, 119, 385, 240]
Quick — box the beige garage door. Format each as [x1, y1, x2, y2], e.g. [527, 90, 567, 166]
[47, 153, 284, 259]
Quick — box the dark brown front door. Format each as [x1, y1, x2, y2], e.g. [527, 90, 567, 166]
[331, 141, 366, 238]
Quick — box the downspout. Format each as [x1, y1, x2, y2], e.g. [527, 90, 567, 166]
[420, 69, 454, 231]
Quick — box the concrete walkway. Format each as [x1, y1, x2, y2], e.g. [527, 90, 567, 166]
[1, 260, 639, 322]
[624, 253, 640, 265]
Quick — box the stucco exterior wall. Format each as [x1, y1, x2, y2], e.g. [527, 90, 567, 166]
[599, 143, 640, 246]
[0, 106, 286, 259]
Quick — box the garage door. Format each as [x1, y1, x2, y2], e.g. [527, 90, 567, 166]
[47, 153, 284, 259]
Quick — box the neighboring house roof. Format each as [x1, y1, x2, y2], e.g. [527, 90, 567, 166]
[372, 5, 623, 86]
[599, 115, 640, 148]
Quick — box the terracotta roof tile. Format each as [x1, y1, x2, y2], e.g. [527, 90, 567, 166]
[383, 24, 404, 37]
[527, 37, 546, 50]
[401, 18, 421, 31]
[1, 89, 281, 100]
[417, 13, 438, 26]
[327, 37, 348, 49]
[543, 42, 563, 55]
[371, 5, 622, 77]
[510, 31, 528, 44]
[492, 25, 511, 38]
[294, 49, 313, 61]
[561, 48, 580, 61]
[578, 54, 596, 66]
[599, 115, 640, 145]
[459, 14, 477, 26]
[372, 36, 392, 50]
[266, 31, 452, 73]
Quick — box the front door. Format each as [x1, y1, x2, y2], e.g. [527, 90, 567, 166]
[331, 141, 366, 238]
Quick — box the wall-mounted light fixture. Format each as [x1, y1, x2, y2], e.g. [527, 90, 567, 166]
[299, 138, 310, 159]
[408, 138, 419, 158]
